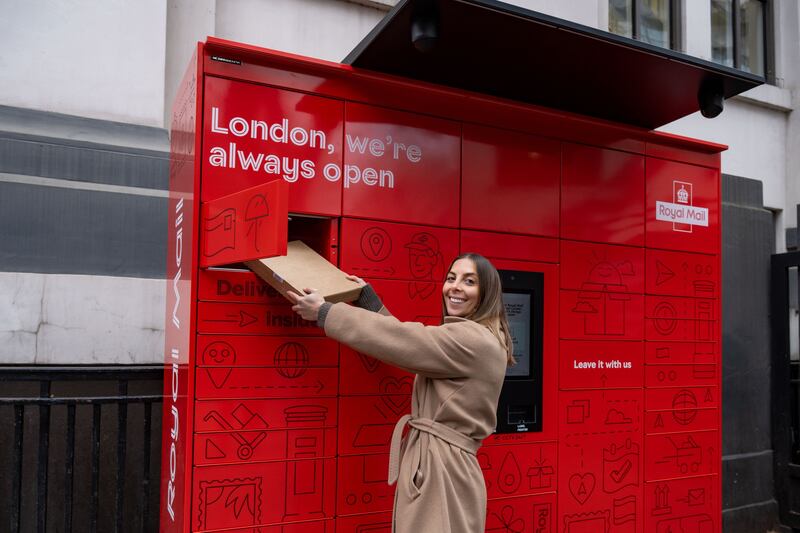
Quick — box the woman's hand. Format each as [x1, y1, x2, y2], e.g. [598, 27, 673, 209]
[287, 288, 325, 321]
[345, 274, 367, 287]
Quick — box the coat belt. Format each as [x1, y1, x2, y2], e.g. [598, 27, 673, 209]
[388, 414, 482, 485]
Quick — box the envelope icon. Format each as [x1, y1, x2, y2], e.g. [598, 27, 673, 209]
[203, 207, 236, 257]
[687, 488, 705, 506]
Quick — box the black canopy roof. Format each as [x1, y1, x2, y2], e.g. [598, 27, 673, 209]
[344, 0, 764, 130]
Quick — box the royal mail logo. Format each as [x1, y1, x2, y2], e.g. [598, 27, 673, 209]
[655, 180, 708, 233]
[676, 184, 689, 204]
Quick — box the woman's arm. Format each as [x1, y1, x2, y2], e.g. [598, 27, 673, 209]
[289, 275, 390, 324]
[288, 286, 498, 378]
[317, 283, 390, 332]
[349, 280, 389, 314]
[320, 302, 499, 379]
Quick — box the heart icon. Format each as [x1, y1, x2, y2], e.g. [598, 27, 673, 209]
[381, 395, 411, 416]
[379, 376, 413, 395]
[568, 473, 595, 505]
[357, 352, 380, 373]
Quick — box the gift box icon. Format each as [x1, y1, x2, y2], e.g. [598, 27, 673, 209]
[527, 462, 554, 489]
[527, 449, 554, 489]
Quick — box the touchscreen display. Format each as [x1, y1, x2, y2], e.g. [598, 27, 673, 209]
[503, 291, 531, 378]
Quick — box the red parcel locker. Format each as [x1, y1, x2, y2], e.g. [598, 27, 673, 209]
[161, 37, 724, 533]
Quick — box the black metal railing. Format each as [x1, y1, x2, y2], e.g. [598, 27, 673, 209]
[771, 252, 800, 529]
[792, 359, 800, 465]
[0, 366, 163, 533]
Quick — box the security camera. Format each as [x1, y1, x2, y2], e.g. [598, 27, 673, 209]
[411, 0, 439, 53]
[698, 78, 724, 118]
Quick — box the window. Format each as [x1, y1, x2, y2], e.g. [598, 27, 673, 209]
[609, 0, 679, 50]
[711, 0, 769, 77]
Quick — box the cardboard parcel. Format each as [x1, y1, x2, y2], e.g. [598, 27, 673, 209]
[245, 240, 362, 304]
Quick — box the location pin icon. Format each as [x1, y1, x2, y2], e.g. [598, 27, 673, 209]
[369, 234, 384, 257]
[361, 227, 391, 262]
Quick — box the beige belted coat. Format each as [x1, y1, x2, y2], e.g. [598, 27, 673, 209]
[323, 303, 508, 533]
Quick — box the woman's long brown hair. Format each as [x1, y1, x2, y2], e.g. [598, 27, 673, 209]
[442, 253, 515, 366]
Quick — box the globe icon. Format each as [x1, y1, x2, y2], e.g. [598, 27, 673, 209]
[274, 342, 309, 378]
[672, 389, 698, 425]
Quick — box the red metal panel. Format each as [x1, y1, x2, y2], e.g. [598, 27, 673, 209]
[646, 386, 719, 411]
[342, 103, 461, 226]
[560, 290, 644, 340]
[486, 493, 556, 533]
[643, 475, 718, 532]
[645, 158, 720, 253]
[645, 320, 717, 343]
[645, 295, 718, 322]
[558, 433, 643, 533]
[339, 218, 459, 284]
[161, 43, 203, 533]
[461, 123, 560, 236]
[339, 347, 415, 396]
[559, 389, 643, 433]
[201, 77, 344, 215]
[479, 443, 557, 498]
[197, 302, 322, 336]
[337, 454, 395, 515]
[559, 340, 643, 389]
[645, 364, 717, 388]
[205, 520, 335, 533]
[561, 143, 645, 245]
[645, 431, 719, 480]
[194, 427, 337, 465]
[645, 341, 718, 366]
[335, 511, 393, 532]
[195, 366, 338, 400]
[192, 459, 336, 530]
[644, 295, 717, 343]
[645, 407, 718, 434]
[459, 230, 559, 264]
[195, 398, 337, 431]
[199, 179, 288, 267]
[368, 278, 443, 322]
[560, 241, 644, 293]
[338, 395, 411, 456]
[646, 138, 722, 168]
[558, 389, 643, 532]
[645, 249, 718, 298]
[199, 269, 283, 303]
[196, 335, 338, 367]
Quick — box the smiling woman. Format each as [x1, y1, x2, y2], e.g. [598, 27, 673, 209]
[443, 258, 479, 316]
[287, 253, 513, 533]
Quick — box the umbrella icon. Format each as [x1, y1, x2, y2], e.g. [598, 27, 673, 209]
[245, 194, 270, 252]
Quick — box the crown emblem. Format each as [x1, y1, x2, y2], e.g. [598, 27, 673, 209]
[676, 185, 689, 204]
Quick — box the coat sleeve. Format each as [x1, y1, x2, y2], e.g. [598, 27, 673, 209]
[323, 302, 498, 379]
[353, 284, 391, 316]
